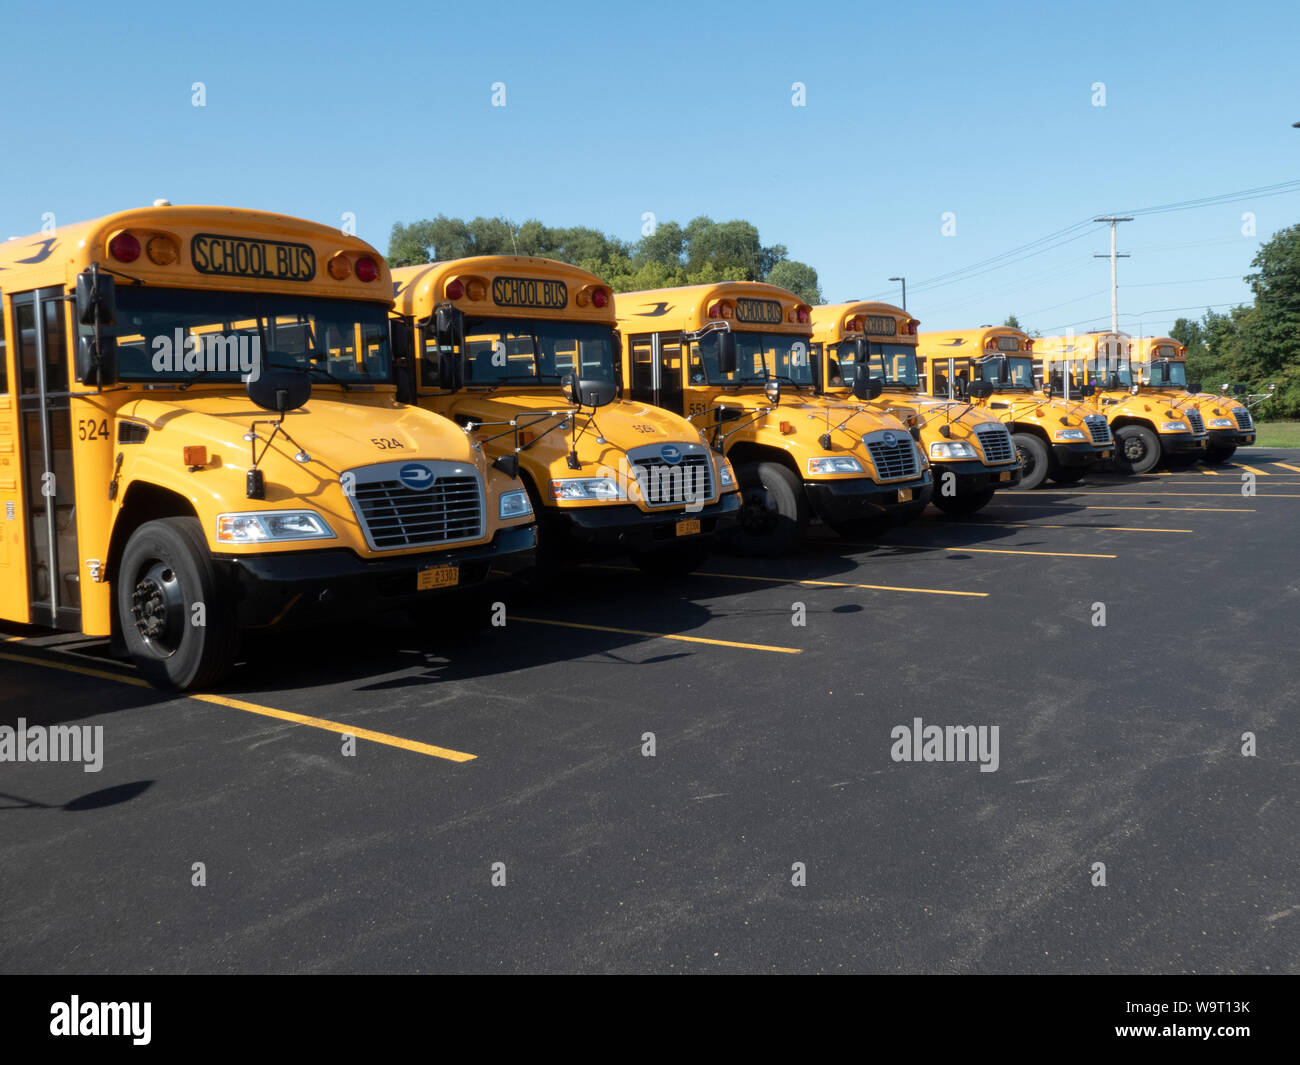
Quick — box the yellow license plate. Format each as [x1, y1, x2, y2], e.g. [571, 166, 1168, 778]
[416, 565, 459, 591]
[1000, 471, 1013, 482]
[898, 488, 913, 502]
[675, 518, 701, 536]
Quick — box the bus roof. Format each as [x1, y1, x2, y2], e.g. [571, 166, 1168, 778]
[614, 281, 810, 335]
[916, 326, 1031, 359]
[811, 301, 915, 343]
[0, 204, 391, 298]
[1035, 332, 1130, 358]
[390, 255, 614, 323]
[1130, 336, 1184, 361]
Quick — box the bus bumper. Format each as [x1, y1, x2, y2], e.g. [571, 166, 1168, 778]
[214, 525, 537, 629]
[1159, 431, 1207, 455]
[804, 471, 934, 524]
[932, 459, 1022, 493]
[553, 492, 740, 551]
[1052, 441, 1107, 467]
[1209, 427, 1255, 448]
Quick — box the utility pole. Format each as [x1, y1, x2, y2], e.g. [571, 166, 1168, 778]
[1093, 217, 1132, 334]
[889, 276, 906, 311]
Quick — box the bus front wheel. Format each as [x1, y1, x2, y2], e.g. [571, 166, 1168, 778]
[117, 517, 237, 691]
[932, 488, 995, 516]
[729, 461, 808, 556]
[1113, 425, 1161, 475]
[1011, 433, 1051, 489]
[1204, 445, 1236, 465]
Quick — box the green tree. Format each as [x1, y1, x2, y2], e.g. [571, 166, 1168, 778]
[766, 259, 823, 304]
[1003, 314, 1022, 330]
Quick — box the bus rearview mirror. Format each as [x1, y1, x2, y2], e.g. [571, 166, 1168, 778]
[389, 319, 413, 361]
[438, 351, 465, 392]
[966, 380, 995, 400]
[561, 374, 617, 408]
[1081, 384, 1096, 398]
[1234, 384, 1248, 396]
[248, 367, 311, 413]
[76, 269, 116, 326]
[1187, 381, 1201, 394]
[764, 379, 781, 404]
[852, 374, 883, 401]
[76, 335, 118, 388]
[715, 332, 738, 375]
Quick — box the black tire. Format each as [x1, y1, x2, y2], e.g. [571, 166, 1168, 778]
[1049, 468, 1087, 485]
[1113, 425, 1162, 475]
[117, 517, 237, 691]
[1204, 446, 1236, 465]
[932, 488, 995, 516]
[629, 538, 711, 577]
[1167, 452, 1200, 469]
[729, 461, 808, 556]
[1011, 433, 1051, 489]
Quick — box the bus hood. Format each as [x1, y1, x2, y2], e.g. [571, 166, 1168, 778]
[116, 392, 482, 473]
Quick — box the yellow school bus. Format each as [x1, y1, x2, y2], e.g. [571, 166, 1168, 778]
[389, 257, 739, 575]
[916, 326, 1113, 488]
[614, 282, 932, 553]
[1129, 336, 1255, 463]
[1035, 332, 1208, 472]
[0, 204, 535, 690]
[812, 302, 1021, 515]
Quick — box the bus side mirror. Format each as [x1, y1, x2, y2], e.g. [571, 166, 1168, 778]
[1234, 384, 1248, 396]
[850, 338, 866, 361]
[438, 350, 465, 391]
[966, 380, 994, 400]
[76, 335, 118, 387]
[852, 374, 883, 400]
[1043, 381, 1054, 399]
[561, 373, 617, 408]
[764, 378, 782, 404]
[76, 270, 116, 326]
[1187, 381, 1201, 394]
[249, 367, 311, 413]
[435, 305, 464, 349]
[390, 319, 412, 361]
[1081, 384, 1096, 398]
[1129, 384, 1140, 395]
[716, 332, 738, 375]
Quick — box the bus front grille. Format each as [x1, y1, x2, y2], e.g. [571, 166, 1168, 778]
[863, 432, 920, 481]
[1084, 415, 1113, 446]
[1185, 409, 1205, 435]
[345, 461, 485, 551]
[974, 424, 1015, 464]
[1234, 409, 1253, 431]
[628, 443, 714, 507]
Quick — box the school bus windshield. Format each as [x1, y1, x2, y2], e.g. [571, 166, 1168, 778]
[692, 331, 813, 387]
[1147, 361, 1187, 387]
[113, 287, 391, 383]
[980, 355, 1035, 388]
[832, 342, 919, 388]
[461, 318, 615, 385]
[1088, 359, 1133, 387]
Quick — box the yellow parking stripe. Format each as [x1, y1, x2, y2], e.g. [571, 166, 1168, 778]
[857, 543, 1116, 559]
[988, 504, 1252, 513]
[511, 615, 802, 653]
[1273, 462, 1300, 474]
[944, 521, 1192, 533]
[0, 651, 475, 762]
[1198, 466, 1219, 475]
[1238, 464, 1269, 475]
[691, 570, 988, 598]
[1001, 491, 1298, 499]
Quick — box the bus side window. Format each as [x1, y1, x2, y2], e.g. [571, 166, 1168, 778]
[420, 330, 442, 387]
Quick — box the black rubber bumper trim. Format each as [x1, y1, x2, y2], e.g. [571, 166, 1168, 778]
[213, 525, 537, 628]
[548, 492, 740, 549]
[803, 471, 934, 523]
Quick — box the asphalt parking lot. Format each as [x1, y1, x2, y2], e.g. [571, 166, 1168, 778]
[2, 449, 1297, 974]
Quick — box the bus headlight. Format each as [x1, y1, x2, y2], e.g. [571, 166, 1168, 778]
[216, 510, 336, 543]
[929, 440, 977, 459]
[1053, 429, 1087, 441]
[549, 477, 622, 501]
[719, 460, 736, 487]
[499, 490, 533, 519]
[1208, 418, 1234, 428]
[807, 457, 864, 474]
[1160, 421, 1189, 432]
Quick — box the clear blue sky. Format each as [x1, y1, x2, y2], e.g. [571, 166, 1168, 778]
[2, 0, 1297, 337]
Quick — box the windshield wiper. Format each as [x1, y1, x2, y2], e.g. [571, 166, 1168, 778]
[267, 358, 353, 390]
